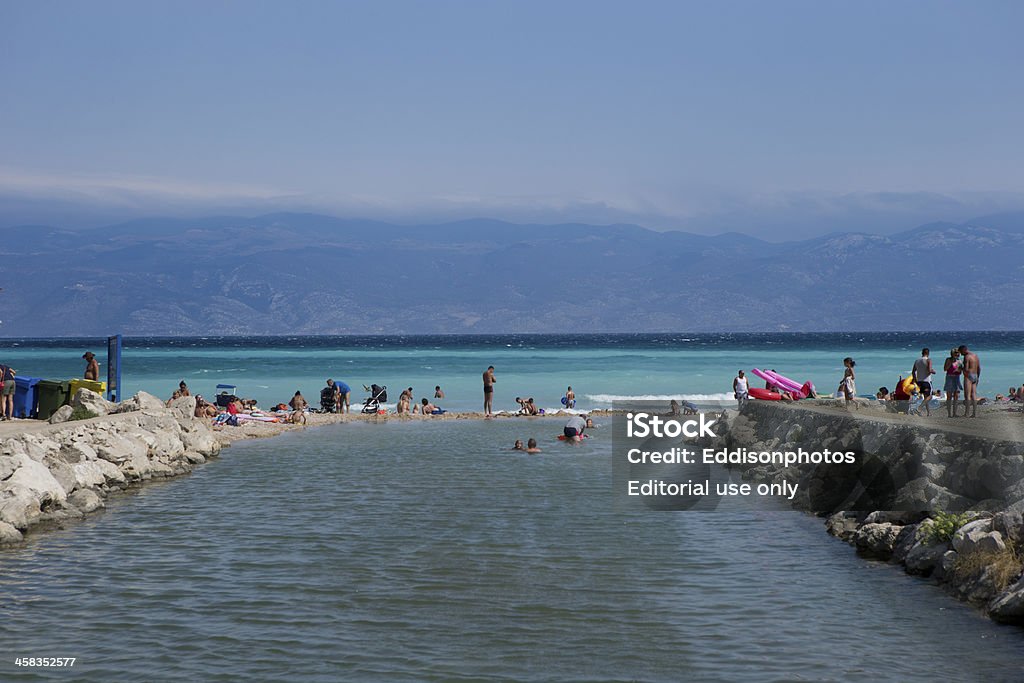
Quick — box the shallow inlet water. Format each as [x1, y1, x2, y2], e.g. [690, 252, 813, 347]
[3, 420, 1024, 681]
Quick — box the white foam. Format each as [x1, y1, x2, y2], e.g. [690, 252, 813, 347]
[585, 393, 735, 404]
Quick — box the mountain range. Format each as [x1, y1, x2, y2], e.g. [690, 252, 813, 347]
[2, 211, 1023, 336]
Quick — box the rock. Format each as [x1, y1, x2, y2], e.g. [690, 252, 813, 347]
[134, 391, 167, 412]
[95, 433, 148, 465]
[71, 461, 108, 489]
[891, 524, 919, 564]
[954, 529, 1006, 556]
[168, 396, 197, 421]
[864, 510, 926, 525]
[906, 540, 949, 576]
[993, 510, 1024, 547]
[0, 488, 41, 529]
[990, 577, 1024, 623]
[180, 425, 220, 456]
[71, 388, 114, 416]
[93, 458, 126, 485]
[825, 511, 860, 542]
[953, 563, 1005, 605]
[0, 454, 17, 481]
[893, 478, 974, 512]
[919, 462, 945, 481]
[67, 489, 104, 513]
[48, 461, 79, 496]
[5, 454, 67, 504]
[183, 451, 206, 465]
[48, 405, 74, 424]
[952, 518, 994, 552]
[0, 520, 23, 545]
[854, 522, 902, 559]
[934, 549, 958, 582]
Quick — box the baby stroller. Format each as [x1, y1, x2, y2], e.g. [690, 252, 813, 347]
[362, 384, 387, 414]
[319, 386, 338, 413]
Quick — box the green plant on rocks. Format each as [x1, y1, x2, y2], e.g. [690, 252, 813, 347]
[924, 510, 973, 545]
[68, 405, 98, 422]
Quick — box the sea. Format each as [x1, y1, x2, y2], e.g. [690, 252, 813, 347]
[2, 333, 1024, 681]
[1, 332, 1021, 412]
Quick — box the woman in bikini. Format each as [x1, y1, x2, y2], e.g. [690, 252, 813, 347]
[943, 348, 962, 417]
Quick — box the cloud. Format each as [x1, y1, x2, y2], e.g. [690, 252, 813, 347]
[0, 166, 292, 206]
[2, 165, 1024, 239]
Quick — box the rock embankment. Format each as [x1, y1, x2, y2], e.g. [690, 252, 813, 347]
[0, 390, 221, 547]
[725, 401, 1024, 623]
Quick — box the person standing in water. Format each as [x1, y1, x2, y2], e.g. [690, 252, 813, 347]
[912, 348, 935, 416]
[733, 370, 749, 409]
[959, 344, 981, 418]
[483, 366, 496, 416]
[564, 386, 575, 409]
[83, 352, 100, 381]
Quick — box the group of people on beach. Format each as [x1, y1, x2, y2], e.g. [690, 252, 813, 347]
[732, 343, 992, 419]
[872, 345, 983, 418]
[396, 386, 445, 415]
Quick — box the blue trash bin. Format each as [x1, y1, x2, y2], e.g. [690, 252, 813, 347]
[13, 376, 41, 418]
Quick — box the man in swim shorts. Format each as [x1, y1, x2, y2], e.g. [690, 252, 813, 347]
[912, 348, 934, 415]
[335, 380, 351, 413]
[483, 366, 496, 416]
[959, 345, 981, 418]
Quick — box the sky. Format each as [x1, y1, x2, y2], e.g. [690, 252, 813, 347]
[1, 1, 1023, 239]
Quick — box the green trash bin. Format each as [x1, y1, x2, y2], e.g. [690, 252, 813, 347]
[36, 380, 70, 420]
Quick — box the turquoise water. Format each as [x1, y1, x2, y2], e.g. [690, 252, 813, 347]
[1, 333, 1022, 412]
[3, 420, 1024, 681]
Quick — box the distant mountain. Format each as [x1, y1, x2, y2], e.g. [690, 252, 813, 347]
[1, 212, 1022, 335]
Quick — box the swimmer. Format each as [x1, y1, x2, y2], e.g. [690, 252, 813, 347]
[526, 438, 541, 454]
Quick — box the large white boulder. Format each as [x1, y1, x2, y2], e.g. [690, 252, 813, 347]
[0, 487, 42, 530]
[48, 405, 74, 424]
[5, 454, 67, 504]
[71, 388, 115, 416]
[71, 461, 108, 489]
[0, 520, 23, 545]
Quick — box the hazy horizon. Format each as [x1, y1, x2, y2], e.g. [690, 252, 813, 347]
[2, 1, 1022, 239]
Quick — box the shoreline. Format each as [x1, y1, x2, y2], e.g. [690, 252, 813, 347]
[726, 401, 1024, 623]
[211, 408, 619, 445]
[0, 392, 221, 547]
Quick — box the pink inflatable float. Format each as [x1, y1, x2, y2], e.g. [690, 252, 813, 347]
[751, 369, 815, 399]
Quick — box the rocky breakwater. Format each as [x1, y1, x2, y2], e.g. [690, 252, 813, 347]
[0, 389, 221, 547]
[724, 401, 1024, 623]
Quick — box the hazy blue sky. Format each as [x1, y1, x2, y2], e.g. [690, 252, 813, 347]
[1, 1, 1022, 237]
